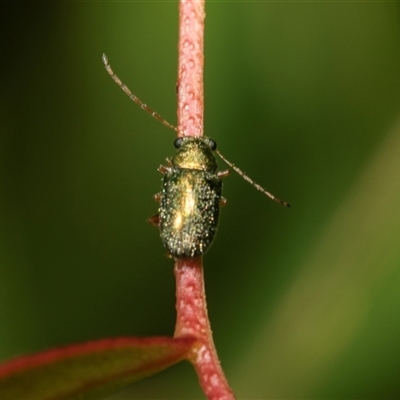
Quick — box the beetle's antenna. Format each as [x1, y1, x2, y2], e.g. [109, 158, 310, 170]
[215, 149, 290, 207]
[103, 54, 289, 207]
[102, 54, 183, 136]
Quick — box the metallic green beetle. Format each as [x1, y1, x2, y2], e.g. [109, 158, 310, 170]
[156, 137, 224, 258]
[102, 54, 289, 259]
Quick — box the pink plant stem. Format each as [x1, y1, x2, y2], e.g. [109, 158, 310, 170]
[177, 0, 204, 138]
[174, 2, 235, 399]
[174, 260, 235, 400]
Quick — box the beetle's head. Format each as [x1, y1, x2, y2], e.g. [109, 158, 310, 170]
[172, 136, 218, 172]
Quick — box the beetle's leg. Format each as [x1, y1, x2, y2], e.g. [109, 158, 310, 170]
[218, 170, 230, 178]
[220, 197, 228, 207]
[148, 214, 160, 227]
[153, 192, 162, 202]
[158, 165, 170, 174]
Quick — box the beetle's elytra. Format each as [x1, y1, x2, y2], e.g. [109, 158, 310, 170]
[102, 54, 289, 259]
[154, 137, 223, 258]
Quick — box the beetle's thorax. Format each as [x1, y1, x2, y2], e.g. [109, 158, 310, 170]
[172, 137, 218, 172]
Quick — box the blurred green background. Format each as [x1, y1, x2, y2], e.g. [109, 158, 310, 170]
[1, 2, 400, 399]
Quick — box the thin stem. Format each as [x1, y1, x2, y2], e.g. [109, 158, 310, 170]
[174, 259, 235, 400]
[174, 1, 235, 399]
[177, 0, 204, 138]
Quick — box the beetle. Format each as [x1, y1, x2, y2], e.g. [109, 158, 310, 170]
[153, 136, 225, 258]
[102, 54, 289, 259]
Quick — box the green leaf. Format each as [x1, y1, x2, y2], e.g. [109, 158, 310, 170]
[0, 336, 196, 400]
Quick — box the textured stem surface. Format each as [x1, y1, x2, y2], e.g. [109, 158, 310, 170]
[174, 259, 235, 400]
[174, 2, 235, 398]
[177, 0, 205, 138]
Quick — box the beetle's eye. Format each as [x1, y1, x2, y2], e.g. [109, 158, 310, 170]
[174, 138, 184, 148]
[209, 139, 217, 151]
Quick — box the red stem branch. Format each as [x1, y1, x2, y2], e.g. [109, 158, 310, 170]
[174, 1, 235, 399]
